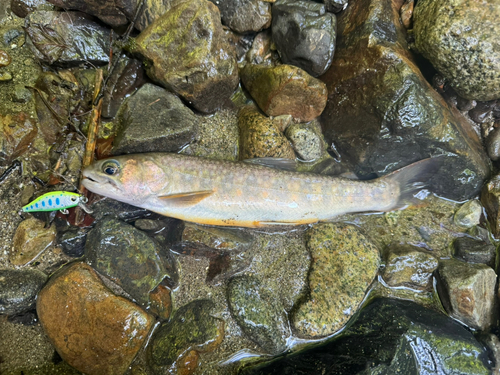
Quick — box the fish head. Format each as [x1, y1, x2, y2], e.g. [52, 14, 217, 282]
[82, 155, 166, 205]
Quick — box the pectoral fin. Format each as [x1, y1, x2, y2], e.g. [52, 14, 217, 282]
[159, 190, 214, 206]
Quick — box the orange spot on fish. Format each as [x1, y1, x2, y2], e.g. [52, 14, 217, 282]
[262, 191, 269, 198]
[236, 189, 243, 197]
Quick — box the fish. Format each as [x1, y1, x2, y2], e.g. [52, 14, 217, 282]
[22, 191, 87, 213]
[82, 153, 442, 228]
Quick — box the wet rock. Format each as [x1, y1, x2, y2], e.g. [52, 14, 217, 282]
[11, 84, 33, 103]
[47, 0, 128, 27]
[481, 174, 500, 236]
[0, 269, 47, 315]
[227, 275, 289, 354]
[436, 258, 496, 331]
[0, 72, 12, 81]
[240, 64, 328, 122]
[85, 216, 175, 306]
[292, 223, 380, 338]
[399, 0, 413, 28]
[272, 0, 336, 77]
[149, 284, 172, 320]
[118, 0, 178, 31]
[90, 198, 152, 222]
[102, 56, 145, 118]
[469, 100, 497, 124]
[285, 121, 326, 161]
[10, 217, 56, 266]
[210, 0, 271, 33]
[58, 227, 87, 258]
[453, 199, 482, 228]
[243, 298, 492, 375]
[320, 0, 491, 202]
[238, 105, 295, 160]
[381, 244, 438, 290]
[148, 299, 224, 374]
[112, 83, 197, 155]
[246, 30, 272, 65]
[37, 262, 154, 375]
[132, 0, 239, 113]
[11, 0, 54, 18]
[0, 112, 38, 165]
[453, 237, 496, 268]
[486, 127, 500, 161]
[323, 0, 347, 13]
[225, 29, 255, 63]
[413, 0, 500, 101]
[25, 11, 113, 66]
[456, 95, 476, 112]
[0, 50, 11, 67]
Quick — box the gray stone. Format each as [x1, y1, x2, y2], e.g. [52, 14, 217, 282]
[227, 275, 289, 354]
[469, 100, 497, 124]
[285, 122, 326, 161]
[272, 0, 337, 77]
[210, 0, 271, 33]
[323, 0, 347, 13]
[486, 127, 500, 161]
[0, 269, 48, 315]
[453, 199, 482, 228]
[11, 84, 32, 103]
[413, 0, 500, 101]
[452, 237, 496, 267]
[112, 83, 197, 155]
[437, 258, 496, 330]
[46, 0, 128, 26]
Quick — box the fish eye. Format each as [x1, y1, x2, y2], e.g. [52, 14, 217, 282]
[102, 160, 120, 176]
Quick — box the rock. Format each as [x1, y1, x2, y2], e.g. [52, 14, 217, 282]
[323, 0, 347, 13]
[227, 275, 289, 354]
[240, 64, 328, 122]
[486, 127, 500, 161]
[46, 0, 128, 27]
[0, 269, 48, 315]
[149, 284, 172, 320]
[37, 262, 154, 375]
[285, 121, 326, 161]
[469, 100, 497, 124]
[10, 217, 56, 266]
[11, 0, 54, 18]
[436, 258, 496, 330]
[246, 30, 272, 65]
[85, 217, 176, 306]
[243, 298, 492, 375]
[238, 105, 295, 160]
[210, 0, 272, 33]
[225, 29, 255, 63]
[179, 223, 254, 252]
[112, 83, 197, 155]
[292, 223, 380, 338]
[481, 174, 500, 236]
[148, 299, 224, 374]
[413, 0, 500, 101]
[0, 72, 12, 81]
[90, 198, 152, 222]
[453, 237, 496, 267]
[118, 0, 178, 31]
[0, 112, 38, 163]
[272, 0, 336, 77]
[132, 0, 239, 113]
[456, 95, 476, 112]
[399, 0, 414, 28]
[320, 0, 491, 202]
[25, 11, 113, 66]
[0, 50, 11, 67]
[58, 227, 87, 258]
[453, 199, 482, 228]
[381, 244, 438, 290]
[101, 55, 145, 118]
[11, 84, 33, 103]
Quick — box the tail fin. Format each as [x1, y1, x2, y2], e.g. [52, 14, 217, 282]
[380, 157, 444, 210]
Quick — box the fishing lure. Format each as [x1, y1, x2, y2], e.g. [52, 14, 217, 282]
[22, 191, 90, 214]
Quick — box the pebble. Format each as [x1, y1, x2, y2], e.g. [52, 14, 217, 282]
[285, 122, 326, 161]
[486, 127, 500, 161]
[0, 49, 11, 67]
[452, 237, 496, 267]
[57, 227, 87, 258]
[11, 84, 33, 103]
[10, 217, 56, 266]
[453, 199, 482, 228]
[0, 71, 12, 81]
[0, 268, 47, 315]
[469, 100, 497, 124]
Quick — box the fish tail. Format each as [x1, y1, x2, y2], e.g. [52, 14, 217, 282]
[381, 156, 444, 210]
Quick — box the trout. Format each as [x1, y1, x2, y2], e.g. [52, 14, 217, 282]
[82, 153, 441, 228]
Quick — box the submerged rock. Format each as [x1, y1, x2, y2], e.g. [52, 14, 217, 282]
[210, 0, 272, 33]
[10, 217, 56, 266]
[112, 83, 197, 155]
[453, 199, 482, 229]
[453, 237, 496, 268]
[47, 0, 128, 27]
[0, 268, 47, 315]
[148, 299, 224, 375]
[238, 105, 295, 160]
[227, 275, 289, 354]
[37, 262, 154, 375]
[25, 11, 113, 66]
[272, 0, 336, 77]
[243, 298, 492, 374]
[132, 0, 239, 113]
[285, 121, 327, 161]
[320, 0, 491, 201]
[241, 64, 328, 122]
[436, 258, 496, 331]
[413, 0, 500, 101]
[292, 223, 380, 338]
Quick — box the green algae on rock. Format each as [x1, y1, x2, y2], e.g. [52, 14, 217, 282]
[292, 223, 380, 338]
[240, 64, 328, 122]
[131, 0, 239, 113]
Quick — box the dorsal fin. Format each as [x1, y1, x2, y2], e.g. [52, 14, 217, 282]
[158, 190, 213, 206]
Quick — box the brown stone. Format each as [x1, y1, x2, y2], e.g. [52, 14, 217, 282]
[238, 105, 295, 160]
[240, 64, 328, 122]
[149, 284, 172, 320]
[11, 217, 55, 266]
[0, 112, 38, 162]
[37, 262, 154, 375]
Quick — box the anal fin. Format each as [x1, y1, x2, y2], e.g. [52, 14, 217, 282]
[159, 190, 214, 206]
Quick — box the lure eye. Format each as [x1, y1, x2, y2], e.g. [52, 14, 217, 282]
[71, 197, 77, 202]
[102, 160, 120, 176]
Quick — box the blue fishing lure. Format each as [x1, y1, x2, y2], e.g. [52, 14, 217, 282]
[22, 191, 87, 213]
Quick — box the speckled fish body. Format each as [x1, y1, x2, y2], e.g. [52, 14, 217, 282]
[22, 191, 84, 212]
[82, 153, 438, 228]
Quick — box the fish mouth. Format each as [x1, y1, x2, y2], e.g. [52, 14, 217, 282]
[82, 170, 120, 192]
